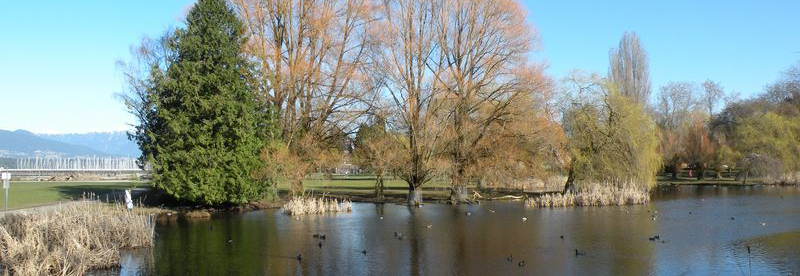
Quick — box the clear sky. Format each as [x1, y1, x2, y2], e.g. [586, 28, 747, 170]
[1, 0, 798, 134]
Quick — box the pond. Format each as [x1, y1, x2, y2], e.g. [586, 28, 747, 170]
[104, 185, 800, 275]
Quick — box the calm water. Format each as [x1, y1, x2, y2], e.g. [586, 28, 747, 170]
[107, 186, 800, 275]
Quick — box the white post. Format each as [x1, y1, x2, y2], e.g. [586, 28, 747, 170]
[1, 168, 10, 211]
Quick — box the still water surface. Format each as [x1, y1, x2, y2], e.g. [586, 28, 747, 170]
[109, 186, 800, 275]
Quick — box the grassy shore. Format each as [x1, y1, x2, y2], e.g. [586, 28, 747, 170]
[0, 181, 141, 210]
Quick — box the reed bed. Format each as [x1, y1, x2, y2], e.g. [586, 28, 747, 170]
[281, 195, 353, 215]
[763, 171, 800, 185]
[527, 185, 650, 208]
[0, 201, 155, 275]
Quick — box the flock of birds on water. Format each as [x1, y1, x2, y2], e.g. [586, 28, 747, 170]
[214, 204, 768, 270]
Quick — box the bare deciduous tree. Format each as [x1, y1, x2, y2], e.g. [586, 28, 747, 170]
[432, 0, 546, 202]
[701, 79, 725, 117]
[374, 0, 449, 205]
[231, 0, 380, 194]
[609, 31, 651, 105]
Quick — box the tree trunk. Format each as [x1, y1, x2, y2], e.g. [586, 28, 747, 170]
[407, 185, 422, 206]
[696, 166, 705, 181]
[671, 162, 680, 180]
[290, 178, 304, 197]
[563, 166, 576, 194]
[449, 185, 470, 204]
[742, 170, 749, 185]
[375, 173, 385, 199]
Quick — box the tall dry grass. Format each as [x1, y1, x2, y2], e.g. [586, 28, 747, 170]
[763, 171, 800, 185]
[0, 201, 155, 275]
[281, 195, 353, 215]
[527, 184, 650, 207]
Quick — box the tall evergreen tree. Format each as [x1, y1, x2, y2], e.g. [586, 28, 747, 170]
[144, 0, 270, 205]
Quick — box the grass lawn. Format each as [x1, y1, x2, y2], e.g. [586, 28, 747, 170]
[0, 176, 453, 210]
[0, 181, 143, 210]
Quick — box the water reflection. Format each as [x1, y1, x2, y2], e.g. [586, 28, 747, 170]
[106, 185, 799, 275]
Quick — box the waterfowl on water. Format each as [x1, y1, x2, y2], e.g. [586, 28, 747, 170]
[426, 225, 432, 229]
[465, 212, 471, 216]
[227, 239, 233, 243]
[575, 249, 586, 256]
[362, 250, 367, 255]
[318, 241, 323, 248]
[506, 255, 513, 262]
[489, 210, 496, 213]
[296, 254, 303, 261]
[313, 234, 319, 238]
[522, 217, 528, 222]
[730, 217, 735, 220]
[518, 261, 526, 267]
[560, 235, 564, 240]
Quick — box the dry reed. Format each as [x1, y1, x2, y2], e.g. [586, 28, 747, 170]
[0, 200, 155, 275]
[762, 171, 800, 185]
[281, 195, 353, 215]
[527, 184, 650, 207]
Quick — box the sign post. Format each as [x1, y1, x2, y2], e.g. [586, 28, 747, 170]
[1, 168, 10, 211]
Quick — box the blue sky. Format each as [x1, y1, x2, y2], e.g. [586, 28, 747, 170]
[1, 1, 798, 134]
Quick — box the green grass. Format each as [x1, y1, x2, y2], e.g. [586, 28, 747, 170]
[0, 176, 450, 210]
[275, 175, 455, 198]
[0, 181, 142, 210]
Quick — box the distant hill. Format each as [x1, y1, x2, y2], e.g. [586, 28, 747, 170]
[38, 131, 140, 157]
[0, 129, 112, 158]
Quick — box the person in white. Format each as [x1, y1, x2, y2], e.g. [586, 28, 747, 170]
[124, 188, 134, 211]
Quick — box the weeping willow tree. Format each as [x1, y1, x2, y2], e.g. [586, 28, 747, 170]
[562, 73, 661, 191]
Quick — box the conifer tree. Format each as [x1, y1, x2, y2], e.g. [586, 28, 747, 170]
[145, 0, 269, 205]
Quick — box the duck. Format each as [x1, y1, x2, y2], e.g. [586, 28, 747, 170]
[465, 212, 472, 216]
[575, 249, 586, 256]
[506, 255, 513, 262]
[730, 217, 735, 220]
[426, 225, 432, 229]
[522, 217, 528, 222]
[362, 250, 367, 255]
[320, 234, 327, 240]
[560, 235, 564, 240]
[296, 253, 303, 261]
[489, 209, 496, 213]
[313, 234, 319, 238]
[227, 238, 233, 244]
[518, 261, 526, 267]
[318, 241, 323, 248]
